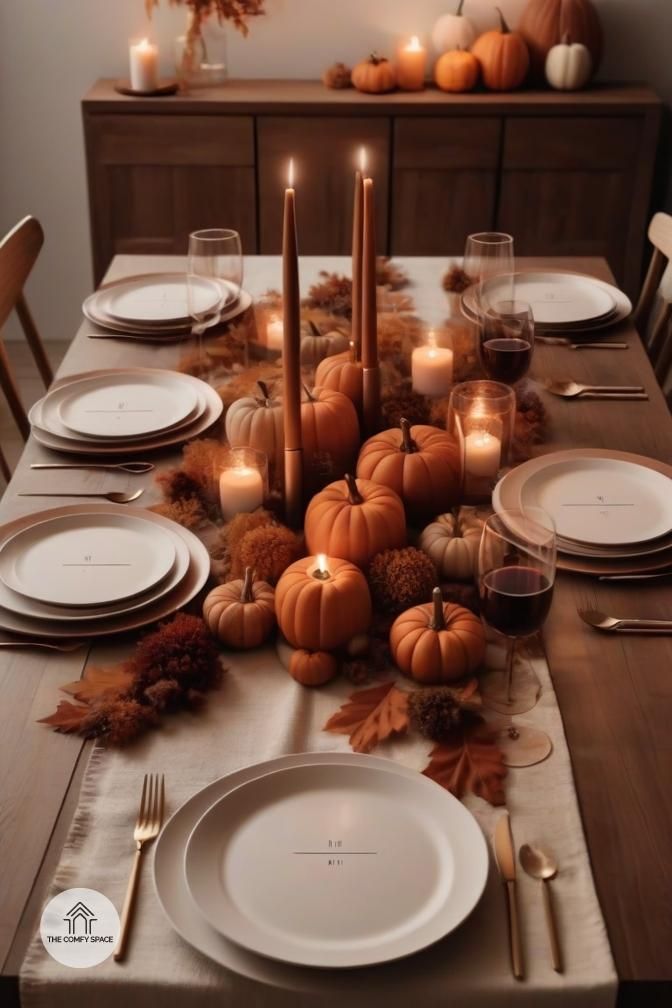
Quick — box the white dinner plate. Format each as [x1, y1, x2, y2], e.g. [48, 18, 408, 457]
[0, 504, 210, 638]
[101, 273, 222, 324]
[519, 457, 672, 546]
[184, 761, 488, 969]
[0, 512, 176, 607]
[480, 272, 614, 325]
[84, 288, 252, 336]
[56, 373, 199, 439]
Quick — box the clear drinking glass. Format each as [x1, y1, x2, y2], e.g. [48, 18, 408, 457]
[463, 232, 514, 317]
[479, 299, 535, 384]
[184, 228, 244, 384]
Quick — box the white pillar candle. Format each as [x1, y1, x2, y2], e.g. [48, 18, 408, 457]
[412, 333, 454, 397]
[129, 38, 159, 93]
[266, 314, 284, 351]
[219, 466, 263, 520]
[465, 430, 501, 479]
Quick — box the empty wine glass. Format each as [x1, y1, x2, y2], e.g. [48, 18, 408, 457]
[185, 228, 243, 383]
[479, 299, 535, 385]
[463, 232, 514, 318]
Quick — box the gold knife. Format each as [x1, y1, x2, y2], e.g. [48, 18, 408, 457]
[493, 811, 524, 980]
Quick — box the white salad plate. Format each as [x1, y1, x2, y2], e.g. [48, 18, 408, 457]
[184, 761, 488, 969]
[84, 285, 252, 336]
[101, 273, 222, 324]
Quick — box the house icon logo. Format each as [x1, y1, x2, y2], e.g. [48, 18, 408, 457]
[63, 901, 97, 935]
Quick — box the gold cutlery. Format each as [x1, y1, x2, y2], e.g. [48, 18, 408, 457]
[599, 571, 672, 582]
[519, 843, 563, 973]
[493, 811, 524, 981]
[114, 773, 165, 962]
[579, 608, 672, 633]
[546, 381, 646, 399]
[18, 489, 144, 504]
[31, 462, 154, 474]
[537, 336, 628, 350]
[0, 640, 84, 651]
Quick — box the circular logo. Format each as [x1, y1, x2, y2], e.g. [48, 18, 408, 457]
[40, 888, 120, 968]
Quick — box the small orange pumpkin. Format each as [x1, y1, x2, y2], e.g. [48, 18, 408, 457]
[305, 473, 406, 570]
[289, 649, 339, 686]
[301, 385, 360, 493]
[390, 587, 486, 683]
[357, 418, 461, 518]
[315, 347, 364, 412]
[203, 567, 275, 649]
[276, 556, 372, 651]
[434, 47, 480, 92]
[471, 7, 530, 91]
[352, 53, 397, 94]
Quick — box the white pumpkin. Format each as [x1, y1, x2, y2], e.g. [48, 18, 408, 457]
[224, 380, 284, 477]
[431, 1, 476, 54]
[419, 510, 483, 581]
[545, 35, 592, 91]
[300, 321, 350, 368]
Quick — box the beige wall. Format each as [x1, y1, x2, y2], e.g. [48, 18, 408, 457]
[1, 0, 670, 341]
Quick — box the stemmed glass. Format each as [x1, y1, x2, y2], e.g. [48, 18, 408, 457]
[463, 232, 514, 318]
[478, 507, 555, 766]
[479, 299, 535, 385]
[184, 228, 243, 383]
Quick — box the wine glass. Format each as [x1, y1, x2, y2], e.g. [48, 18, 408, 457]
[479, 299, 535, 385]
[478, 508, 556, 766]
[463, 232, 514, 318]
[185, 228, 243, 383]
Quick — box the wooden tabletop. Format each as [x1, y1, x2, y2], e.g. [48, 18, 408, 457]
[1, 255, 671, 1007]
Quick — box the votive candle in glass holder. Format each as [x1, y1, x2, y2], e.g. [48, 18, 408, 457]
[412, 328, 454, 397]
[129, 37, 159, 93]
[250, 294, 283, 361]
[218, 447, 268, 521]
[448, 380, 515, 501]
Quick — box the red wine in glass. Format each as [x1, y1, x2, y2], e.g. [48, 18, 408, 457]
[480, 300, 535, 384]
[480, 566, 554, 638]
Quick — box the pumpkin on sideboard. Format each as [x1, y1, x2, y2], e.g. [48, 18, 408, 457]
[434, 47, 480, 93]
[314, 348, 364, 412]
[431, 1, 476, 54]
[304, 473, 406, 570]
[289, 649, 339, 686]
[276, 556, 372, 652]
[518, 0, 602, 82]
[390, 587, 486, 684]
[225, 381, 283, 479]
[471, 8, 530, 92]
[352, 54, 397, 94]
[203, 567, 275, 650]
[545, 34, 592, 90]
[301, 385, 360, 493]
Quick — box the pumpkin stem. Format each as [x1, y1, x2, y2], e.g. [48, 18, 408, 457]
[399, 417, 417, 454]
[456, 0, 465, 15]
[257, 380, 272, 403]
[495, 7, 510, 34]
[302, 382, 316, 402]
[241, 566, 254, 603]
[308, 320, 322, 338]
[344, 472, 364, 504]
[429, 587, 446, 631]
[561, 31, 571, 45]
[369, 52, 387, 65]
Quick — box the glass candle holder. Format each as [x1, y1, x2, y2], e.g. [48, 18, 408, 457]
[217, 447, 268, 521]
[250, 294, 283, 362]
[448, 380, 516, 502]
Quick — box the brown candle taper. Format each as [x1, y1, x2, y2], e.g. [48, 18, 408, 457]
[361, 176, 380, 436]
[351, 168, 363, 361]
[282, 163, 303, 528]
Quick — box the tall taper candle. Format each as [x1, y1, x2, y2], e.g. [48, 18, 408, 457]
[282, 158, 303, 528]
[361, 176, 380, 436]
[351, 147, 366, 361]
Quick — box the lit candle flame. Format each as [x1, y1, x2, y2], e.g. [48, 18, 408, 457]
[405, 35, 423, 52]
[137, 37, 150, 50]
[472, 397, 487, 421]
[316, 553, 329, 576]
[359, 146, 367, 175]
[287, 157, 295, 189]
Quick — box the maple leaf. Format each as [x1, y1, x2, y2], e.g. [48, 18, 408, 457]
[37, 700, 89, 734]
[324, 682, 409, 753]
[61, 664, 133, 704]
[422, 716, 507, 806]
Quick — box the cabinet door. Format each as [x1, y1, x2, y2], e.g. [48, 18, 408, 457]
[497, 117, 642, 290]
[257, 117, 389, 255]
[391, 117, 501, 255]
[85, 114, 256, 284]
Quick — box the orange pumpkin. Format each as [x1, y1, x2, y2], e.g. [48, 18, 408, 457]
[390, 587, 485, 683]
[434, 47, 479, 92]
[471, 8, 530, 91]
[289, 649, 339, 686]
[315, 348, 364, 412]
[305, 473, 406, 570]
[301, 385, 360, 493]
[518, 0, 602, 81]
[356, 418, 461, 518]
[203, 567, 275, 649]
[225, 381, 283, 479]
[276, 556, 372, 651]
[352, 53, 397, 94]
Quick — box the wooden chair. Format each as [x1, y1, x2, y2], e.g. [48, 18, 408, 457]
[632, 212, 672, 396]
[0, 215, 53, 480]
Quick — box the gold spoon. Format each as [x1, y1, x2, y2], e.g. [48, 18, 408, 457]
[18, 489, 144, 504]
[519, 843, 563, 972]
[545, 380, 645, 399]
[0, 640, 84, 651]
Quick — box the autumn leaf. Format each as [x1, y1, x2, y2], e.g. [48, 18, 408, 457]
[324, 682, 409, 753]
[422, 716, 507, 806]
[37, 700, 89, 734]
[61, 664, 133, 704]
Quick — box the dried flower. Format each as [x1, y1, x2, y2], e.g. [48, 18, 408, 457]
[150, 497, 207, 530]
[368, 548, 436, 614]
[442, 264, 473, 294]
[305, 271, 352, 318]
[322, 63, 352, 89]
[382, 380, 431, 428]
[376, 257, 409, 290]
[234, 524, 302, 583]
[146, 1, 265, 37]
[157, 468, 204, 504]
[408, 687, 475, 741]
[79, 698, 159, 746]
[130, 613, 223, 698]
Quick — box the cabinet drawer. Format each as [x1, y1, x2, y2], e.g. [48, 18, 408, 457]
[89, 115, 254, 166]
[502, 117, 640, 170]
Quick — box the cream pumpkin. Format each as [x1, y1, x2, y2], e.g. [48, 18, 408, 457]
[420, 510, 483, 580]
[545, 34, 591, 90]
[203, 567, 275, 649]
[276, 556, 372, 651]
[432, 1, 476, 54]
[390, 587, 485, 683]
[300, 320, 350, 368]
[225, 381, 283, 478]
[519, 0, 602, 82]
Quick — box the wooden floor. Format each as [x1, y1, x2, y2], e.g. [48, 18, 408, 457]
[0, 341, 68, 481]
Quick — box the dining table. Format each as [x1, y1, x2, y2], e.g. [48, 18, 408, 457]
[1, 253, 671, 1008]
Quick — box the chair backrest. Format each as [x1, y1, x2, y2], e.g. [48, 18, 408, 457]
[0, 215, 52, 458]
[633, 212, 672, 389]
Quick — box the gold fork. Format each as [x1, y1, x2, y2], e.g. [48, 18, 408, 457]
[114, 773, 165, 962]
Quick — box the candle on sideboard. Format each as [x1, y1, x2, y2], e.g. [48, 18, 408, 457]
[219, 466, 263, 521]
[397, 35, 426, 92]
[129, 38, 159, 93]
[266, 312, 284, 351]
[282, 157, 303, 527]
[361, 175, 380, 436]
[412, 329, 454, 396]
[351, 146, 366, 362]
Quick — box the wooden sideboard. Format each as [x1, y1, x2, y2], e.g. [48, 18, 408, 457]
[82, 80, 662, 296]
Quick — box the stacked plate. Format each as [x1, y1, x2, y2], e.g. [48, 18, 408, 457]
[29, 368, 223, 455]
[494, 448, 672, 575]
[462, 271, 632, 336]
[0, 503, 210, 637]
[154, 752, 488, 980]
[83, 272, 252, 339]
